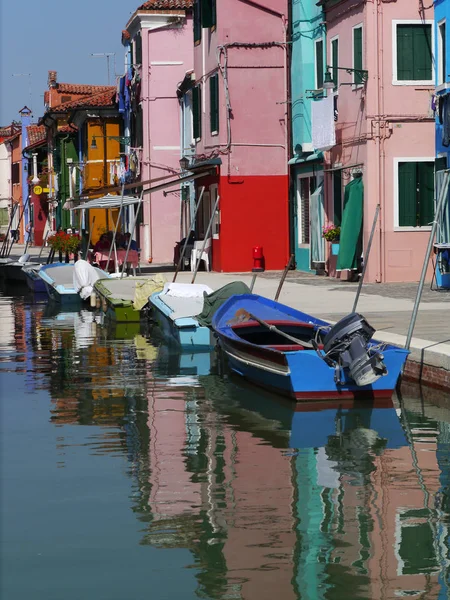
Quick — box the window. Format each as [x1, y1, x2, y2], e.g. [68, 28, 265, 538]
[11, 162, 20, 184]
[194, 0, 202, 45]
[395, 510, 440, 575]
[315, 39, 324, 90]
[297, 176, 317, 245]
[210, 184, 219, 238]
[333, 171, 342, 227]
[394, 21, 433, 84]
[438, 20, 446, 85]
[396, 159, 434, 228]
[209, 74, 219, 134]
[331, 37, 339, 90]
[202, 0, 216, 29]
[193, 84, 202, 141]
[353, 25, 363, 86]
[134, 33, 142, 66]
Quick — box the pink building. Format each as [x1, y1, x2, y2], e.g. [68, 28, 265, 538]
[179, 0, 289, 272]
[123, 0, 193, 265]
[321, 0, 435, 282]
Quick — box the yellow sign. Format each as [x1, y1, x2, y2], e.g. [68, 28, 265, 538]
[33, 185, 43, 195]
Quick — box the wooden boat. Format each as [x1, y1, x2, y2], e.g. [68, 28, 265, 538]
[211, 294, 409, 402]
[38, 262, 109, 305]
[94, 274, 165, 322]
[22, 264, 46, 293]
[0, 255, 35, 282]
[149, 282, 215, 350]
[149, 281, 251, 351]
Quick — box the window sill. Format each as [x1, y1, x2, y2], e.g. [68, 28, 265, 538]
[392, 79, 434, 86]
[211, 131, 219, 137]
[394, 226, 432, 232]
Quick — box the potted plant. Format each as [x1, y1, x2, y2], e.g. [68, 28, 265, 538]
[322, 224, 341, 255]
[47, 231, 80, 262]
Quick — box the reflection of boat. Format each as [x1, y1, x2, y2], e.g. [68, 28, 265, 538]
[94, 274, 165, 322]
[150, 281, 250, 351]
[38, 263, 109, 305]
[212, 294, 409, 401]
[156, 342, 215, 386]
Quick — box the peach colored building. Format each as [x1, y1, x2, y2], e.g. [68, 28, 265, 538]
[321, 0, 435, 282]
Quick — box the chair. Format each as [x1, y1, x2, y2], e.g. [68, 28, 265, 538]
[190, 238, 212, 272]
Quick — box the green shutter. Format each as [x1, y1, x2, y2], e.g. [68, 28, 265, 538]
[210, 74, 219, 134]
[194, 0, 201, 44]
[193, 85, 202, 140]
[397, 25, 432, 81]
[202, 0, 216, 29]
[316, 40, 324, 89]
[398, 162, 417, 226]
[353, 27, 363, 84]
[417, 161, 434, 226]
[332, 39, 339, 89]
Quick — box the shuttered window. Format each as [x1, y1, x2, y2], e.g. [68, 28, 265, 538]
[209, 74, 219, 134]
[333, 171, 342, 227]
[193, 84, 202, 141]
[202, 0, 216, 29]
[398, 161, 434, 227]
[315, 39, 324, 89]
[396, 24, 432, 81]
[11, 162, 20, 184]
[331, 38, 339, 89]
[194, 0, 201, 45]
[353, 26, 363, 85]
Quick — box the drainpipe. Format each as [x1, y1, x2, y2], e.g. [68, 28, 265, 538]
[60, 133, 70, 230]
[375, 0, 383, 282]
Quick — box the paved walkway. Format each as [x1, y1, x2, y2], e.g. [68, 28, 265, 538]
[6, 245, 450, 373]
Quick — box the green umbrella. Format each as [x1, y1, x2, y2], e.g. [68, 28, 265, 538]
[337, 176, 363, 271]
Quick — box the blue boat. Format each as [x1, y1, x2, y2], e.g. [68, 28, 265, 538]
[38, 262, 109, 305]
[150, 281, 251, 351]
[149, 283, 215, 351]
[22, 264, 47, 293]
[211, 294, 409, 402]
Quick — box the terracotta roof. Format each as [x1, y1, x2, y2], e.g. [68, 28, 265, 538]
[50, 88, 116, 113]
[0, 124, 20, 140]
[26, 124, 46, 147]
[58, 124, 78, 133]
[138, 0, 193, 9]
[56, 83, 113, 95]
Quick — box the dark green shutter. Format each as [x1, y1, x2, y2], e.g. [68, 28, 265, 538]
[202, 0, 216, 29]
[210, 74, 219, 134]
[417, 162, 434, 226]
[193, 85, 202, 140]
[316, 40, 324, 89]
[397, 25, 432, 81]
[332, 39, 339, 89]
[135, 33, 142, 65]
[194, 0, 201, 44]
[353, 27, 363, 84]
[398, 162, 417, 226]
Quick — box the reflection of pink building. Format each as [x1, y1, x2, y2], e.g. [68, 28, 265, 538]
[123, 1, 193, 265]
[322, 0, 435, 282]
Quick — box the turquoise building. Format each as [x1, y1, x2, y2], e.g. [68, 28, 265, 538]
[289, 0, 326, 272]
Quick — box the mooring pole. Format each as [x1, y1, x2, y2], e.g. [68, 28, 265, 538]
[352, 204, 380, 313]
[275, 254, 294, 301]
[405, 170, 450, 350]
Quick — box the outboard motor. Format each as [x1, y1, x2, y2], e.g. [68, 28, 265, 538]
[323, 313, 387, 386]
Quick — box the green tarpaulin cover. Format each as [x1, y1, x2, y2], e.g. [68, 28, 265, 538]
[337, 176, 363, 271]
[196, 281, 251, 327]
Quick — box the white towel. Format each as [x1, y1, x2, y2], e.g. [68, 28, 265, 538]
[311, 95, 336, 151]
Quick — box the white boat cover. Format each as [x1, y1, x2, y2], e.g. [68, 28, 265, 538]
[162, 282, 213, 298]
[73, 260, 103, 300]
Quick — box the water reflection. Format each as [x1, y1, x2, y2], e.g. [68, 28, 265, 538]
[0, 291, 449, 600]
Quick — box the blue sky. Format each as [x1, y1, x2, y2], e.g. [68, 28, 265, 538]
[0, 1, 137, 124]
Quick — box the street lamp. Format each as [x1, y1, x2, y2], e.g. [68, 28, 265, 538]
[179, 156, 190, 171]
[324, 65, 369, 88]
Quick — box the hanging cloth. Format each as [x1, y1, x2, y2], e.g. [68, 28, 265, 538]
[336, 176, 364, 271]
[311, 95, 336, 151]
[309, 182, 325, 263]
[442, 94, 450, 147]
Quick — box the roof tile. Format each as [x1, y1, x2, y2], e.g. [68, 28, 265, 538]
[26, 124, 46, 147]
[56, 83, 113, 95]
[50, 88, 116, 113]
[138, 0, 193, 9]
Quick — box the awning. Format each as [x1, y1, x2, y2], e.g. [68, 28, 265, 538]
[70, 168, 216, 211]
[337, 176, 364, 271]
[69, 194, 140, 211]
[288, 152, 323, 166]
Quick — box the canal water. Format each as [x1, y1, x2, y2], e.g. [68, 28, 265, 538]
[0, 286, 449, 600]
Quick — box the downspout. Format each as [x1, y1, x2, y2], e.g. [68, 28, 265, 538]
[60, 133, 70, 230]
[285, 0, 295, 264]
[375, 0, 383, 282]
[379, 0, 386, 284]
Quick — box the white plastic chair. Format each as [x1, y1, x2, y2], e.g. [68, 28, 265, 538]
[190, 238, 212, 272]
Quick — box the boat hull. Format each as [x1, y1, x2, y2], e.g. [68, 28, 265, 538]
[23, 268, 47, 293]
[150, 291, 215, 351]
[212, 294, 409, 402]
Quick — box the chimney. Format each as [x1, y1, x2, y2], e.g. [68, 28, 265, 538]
[48, 70, 58, 88]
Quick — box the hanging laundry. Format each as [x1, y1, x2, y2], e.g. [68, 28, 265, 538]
[312, 95, 336, 151]
[118, 76, 126, 113]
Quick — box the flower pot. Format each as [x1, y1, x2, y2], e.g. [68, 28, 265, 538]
[331, 243, 340, 256]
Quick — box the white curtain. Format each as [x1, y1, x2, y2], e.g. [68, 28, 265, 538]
[310, 182, 325, 264]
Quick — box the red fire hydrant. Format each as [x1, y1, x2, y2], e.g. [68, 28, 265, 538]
[252, 246, 265, 272]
